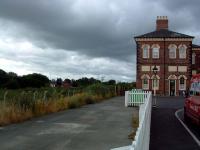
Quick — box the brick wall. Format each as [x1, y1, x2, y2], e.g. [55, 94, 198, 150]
[136, 40, 192, 96]
[192, 49, 200, 73]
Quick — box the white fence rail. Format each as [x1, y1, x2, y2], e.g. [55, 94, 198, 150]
[112, 90, 152, 150]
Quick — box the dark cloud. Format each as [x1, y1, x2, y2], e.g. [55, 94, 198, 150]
[0, 0, 137, 60]
[0, 0, 199, 81]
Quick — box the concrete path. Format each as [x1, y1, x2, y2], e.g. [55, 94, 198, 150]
[0, 97, 135, 150]
[150, 97, 200, 150]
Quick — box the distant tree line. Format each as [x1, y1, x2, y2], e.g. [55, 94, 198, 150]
[0, 69, 135, 89]
[52, 77, 117, 88]
[0, 69, 49, 89]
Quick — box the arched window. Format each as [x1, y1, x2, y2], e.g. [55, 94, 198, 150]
[142, 44, 150, 58]
[178, 75, 187, 90]
[151, 75, 160, 90]
[143, 78, 148, 89]
[141, 74, 150, 90]
[179, 44, 187, 58]
[152, 44, 160, 59]
[168, 44, 177, 59]
[192, 53, 196, 64]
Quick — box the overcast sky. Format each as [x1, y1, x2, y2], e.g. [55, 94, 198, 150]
[0, 0, 200, 82]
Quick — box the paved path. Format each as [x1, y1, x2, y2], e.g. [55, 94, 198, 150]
[0, 97, 136, 150]
[150, 97, 200, 150]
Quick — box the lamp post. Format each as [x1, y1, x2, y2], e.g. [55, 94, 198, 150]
[152, 65, 158, 107]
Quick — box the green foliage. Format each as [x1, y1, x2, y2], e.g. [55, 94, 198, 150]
[103, 80, 116, 85]
[85, 83, 115, 97]
[75, 77, 101, 87]
[0, 83, 136, 126]
[0, 69, 10, 88]
[4, 80, 20, 89]
[20, 73, 50, 88]
[0, 69, 50, 89]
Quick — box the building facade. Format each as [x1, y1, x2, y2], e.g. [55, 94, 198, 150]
[135, 16, 200, 96]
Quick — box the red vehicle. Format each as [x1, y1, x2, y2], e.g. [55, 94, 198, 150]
[184, 74, 200, 125]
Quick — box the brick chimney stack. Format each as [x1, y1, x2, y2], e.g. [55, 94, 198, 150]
[156, 16, 168, 31]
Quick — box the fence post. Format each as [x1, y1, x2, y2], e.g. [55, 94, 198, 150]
[33, 91, 37, 101]
[43, 91, 48, 100]
[3, 91, 8, 103]
[125, 91, 128, 107]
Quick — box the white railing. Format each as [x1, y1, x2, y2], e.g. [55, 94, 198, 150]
[131, 91, 152, 150]
[112, 90, 152, 150]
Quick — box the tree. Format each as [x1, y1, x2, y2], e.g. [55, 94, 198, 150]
[76, 77, 101, 87]
[4, 80, 20, 89]
[0, 69, 10, 88]
[56, 78, 63, 87]
[19, 73, 50, 88]
[64, 78, 71, 84]
[71, 79, 78, 87]
[107, 80, 116, 85]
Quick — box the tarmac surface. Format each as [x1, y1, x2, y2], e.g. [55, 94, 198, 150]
[150, 96, 200, 150]
[177, 109, 200, 145]
[0, 96, 136, 150]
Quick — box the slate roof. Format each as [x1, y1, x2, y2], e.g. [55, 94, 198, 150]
[192, 44, 200, 48]
[135, 29, 194, 39]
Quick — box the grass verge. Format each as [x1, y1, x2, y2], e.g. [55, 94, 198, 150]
[0, 88, 115, 126]
[128, 108, 139, 140]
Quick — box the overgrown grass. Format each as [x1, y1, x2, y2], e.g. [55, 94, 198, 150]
[0, 84, 116, 126]
[128, 109, 139, 140]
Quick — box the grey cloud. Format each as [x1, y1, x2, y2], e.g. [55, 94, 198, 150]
[0, 0, 200, 81]
[0, 0, 145, 61]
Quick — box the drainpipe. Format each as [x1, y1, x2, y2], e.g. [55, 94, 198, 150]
[164, 37, 166, 96]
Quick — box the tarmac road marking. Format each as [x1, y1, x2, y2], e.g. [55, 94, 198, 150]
[175, 109, 200, 147]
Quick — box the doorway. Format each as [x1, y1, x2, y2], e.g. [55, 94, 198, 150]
[169, 80, 176, 96]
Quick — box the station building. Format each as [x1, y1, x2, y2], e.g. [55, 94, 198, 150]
[134, 16, 200, 96]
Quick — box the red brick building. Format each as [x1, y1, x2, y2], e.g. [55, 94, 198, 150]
[134, 16, 200, 96]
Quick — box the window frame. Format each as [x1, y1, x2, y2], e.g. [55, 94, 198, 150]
[142, 78, 149, 90]
[151, 75, 160, 90]
[192, 53, 196, 64]
[142, 44, 150, 59]
[179, 44, 187, 59]
[178, 76, 187, 90]
[152, 47, 160, 59]
[141, 74, 150, 90]
[168, 44, 177, 59]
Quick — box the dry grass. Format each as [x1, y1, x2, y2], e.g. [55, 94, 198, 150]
[0, 102, 33, 126]
[0, 92, 115, 126]
[128, 110, 139, 140]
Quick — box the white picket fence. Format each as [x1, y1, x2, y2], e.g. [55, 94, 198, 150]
[131, 91, 152, 150]
[111, 90, 152, 150]
[125, 90, 150, 107]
